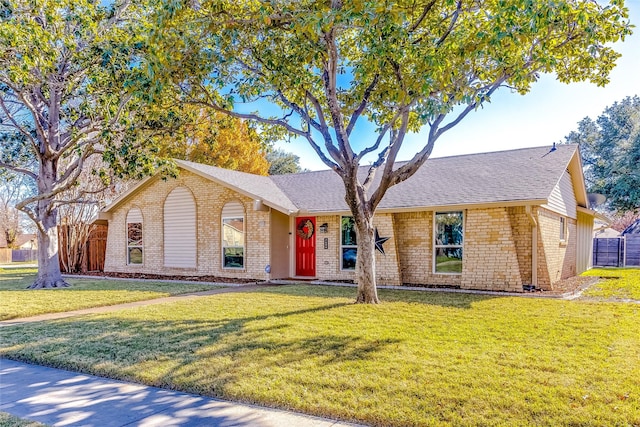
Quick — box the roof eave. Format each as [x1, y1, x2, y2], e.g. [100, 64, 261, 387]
[567, 147, 589, 208]
[302, 199, 548, 216]
[175, 160, 297, 215]
[101, 175, 156, 214]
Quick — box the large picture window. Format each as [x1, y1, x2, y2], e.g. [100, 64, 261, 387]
[222, 201, 245, 269]
[341, 216, 357, 270]
[434, 211, 463, 274]
[126, 208, 143, 265]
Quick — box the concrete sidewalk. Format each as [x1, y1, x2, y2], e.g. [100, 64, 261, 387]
[0, 359, 360, 427]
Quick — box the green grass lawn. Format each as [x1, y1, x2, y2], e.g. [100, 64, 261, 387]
[1, 284, 638, 426]
[581, 267, 640, 300]
[0, 268, 217, 321]
[0, 413, 46, 427]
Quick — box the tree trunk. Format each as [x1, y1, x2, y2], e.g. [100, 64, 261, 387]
[28, 207, 69, 289]
[27, 159, 70, 289]
[354, 215, 379, 304]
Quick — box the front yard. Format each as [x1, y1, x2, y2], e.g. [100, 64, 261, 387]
[1, 270, 639, 426]
[0, 268, 216, 320]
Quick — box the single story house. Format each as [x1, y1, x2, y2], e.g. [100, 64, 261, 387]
[99, 144, 595, 292]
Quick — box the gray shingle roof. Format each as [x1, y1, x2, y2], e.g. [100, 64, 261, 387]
[271, 144, 579, 212]
[105, 145, 580, 215]
[175, 159, 299, 213]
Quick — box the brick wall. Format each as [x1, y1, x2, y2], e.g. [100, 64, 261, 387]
[104, 171, 270, 280]
[393, 211, 462, 287]
[536, 207, 577, 288]
[104, 174, 579, 292]
[461, 207, 526, 292]
[314, 214, 401, 285]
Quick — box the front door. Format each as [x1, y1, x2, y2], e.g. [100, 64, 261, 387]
[295, 217, 316, 276]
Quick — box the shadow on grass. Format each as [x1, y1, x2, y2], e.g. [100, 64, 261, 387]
[253, 282, 501, 309]
[0, 301, 401, 406]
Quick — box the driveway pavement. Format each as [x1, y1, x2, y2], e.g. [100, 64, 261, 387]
[0, 359, 360, 427]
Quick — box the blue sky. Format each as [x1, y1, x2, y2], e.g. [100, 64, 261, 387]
[274, 2, 640, 171]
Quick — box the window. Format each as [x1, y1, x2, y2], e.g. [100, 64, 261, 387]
[434, 211, 463, 274]
[126, 208, 143, 265]
[560, 216, 567, 242]
[341, 216, 357, 270]
[222, 201, 245, 269]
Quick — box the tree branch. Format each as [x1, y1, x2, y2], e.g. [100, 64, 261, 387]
[346, 74, 379, 136]
[0, 161, 37, 180]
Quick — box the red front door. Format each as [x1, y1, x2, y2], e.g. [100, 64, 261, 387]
[295, 217, 316, 276]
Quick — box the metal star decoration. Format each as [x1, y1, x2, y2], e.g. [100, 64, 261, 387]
[375, 228, 390, 255]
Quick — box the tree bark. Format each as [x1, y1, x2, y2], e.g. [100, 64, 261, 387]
[27, 158, 70, 289]
[354, 218, 379, 303]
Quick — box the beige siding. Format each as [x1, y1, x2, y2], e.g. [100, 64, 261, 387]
[543, 171, 577, 219]
[576, 211, 594, 273]
[126, 208, 143, 223]
[269, 210, 290, 279]
[164, 186, 197, 268]
[222, 201, 244, 218]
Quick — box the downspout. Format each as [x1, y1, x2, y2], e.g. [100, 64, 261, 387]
[526, 206, 538, 288]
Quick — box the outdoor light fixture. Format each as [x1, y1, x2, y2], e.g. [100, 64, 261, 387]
[319, 223, 329, 233]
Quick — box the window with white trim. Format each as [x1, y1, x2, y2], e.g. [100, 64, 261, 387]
[126, 208, 143, 265]
[434, 211, 463, 274]
[222, 201, 245, 269]
[341, 216, 357, 270]
[560, 216, 567, 242]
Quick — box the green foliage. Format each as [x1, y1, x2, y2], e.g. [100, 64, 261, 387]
[151, 0, 631, 150]
[565, 96, 640, 212]
[266, 148, 303, 175]
[0, 0, 174, 207]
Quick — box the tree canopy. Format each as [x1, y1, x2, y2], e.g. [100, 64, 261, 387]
[565, 95, 640, 213]
[0, 0, 167, 287]
[155, 105, 270, 175]
[266, 148, 304, 175]
[151, 0, 631, 302]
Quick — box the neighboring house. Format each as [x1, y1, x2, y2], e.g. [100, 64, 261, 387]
[0, 233, 37, 250]
[593, 218, 619, 238]
[621, 219, 640, 235]
[14, 234, 37, 250]
[99, 144, 595, 292]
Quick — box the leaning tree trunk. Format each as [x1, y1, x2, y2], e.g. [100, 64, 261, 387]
[27, 159, 70, 289]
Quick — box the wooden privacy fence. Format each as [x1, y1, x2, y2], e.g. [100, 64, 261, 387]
[0, 248, 11, 264]
[0, 248, 37, 263]
[593, 235, 640, 267]
[58, 224, 108, 272]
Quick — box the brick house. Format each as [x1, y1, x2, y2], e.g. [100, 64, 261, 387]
[98, 144, 595, 292]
